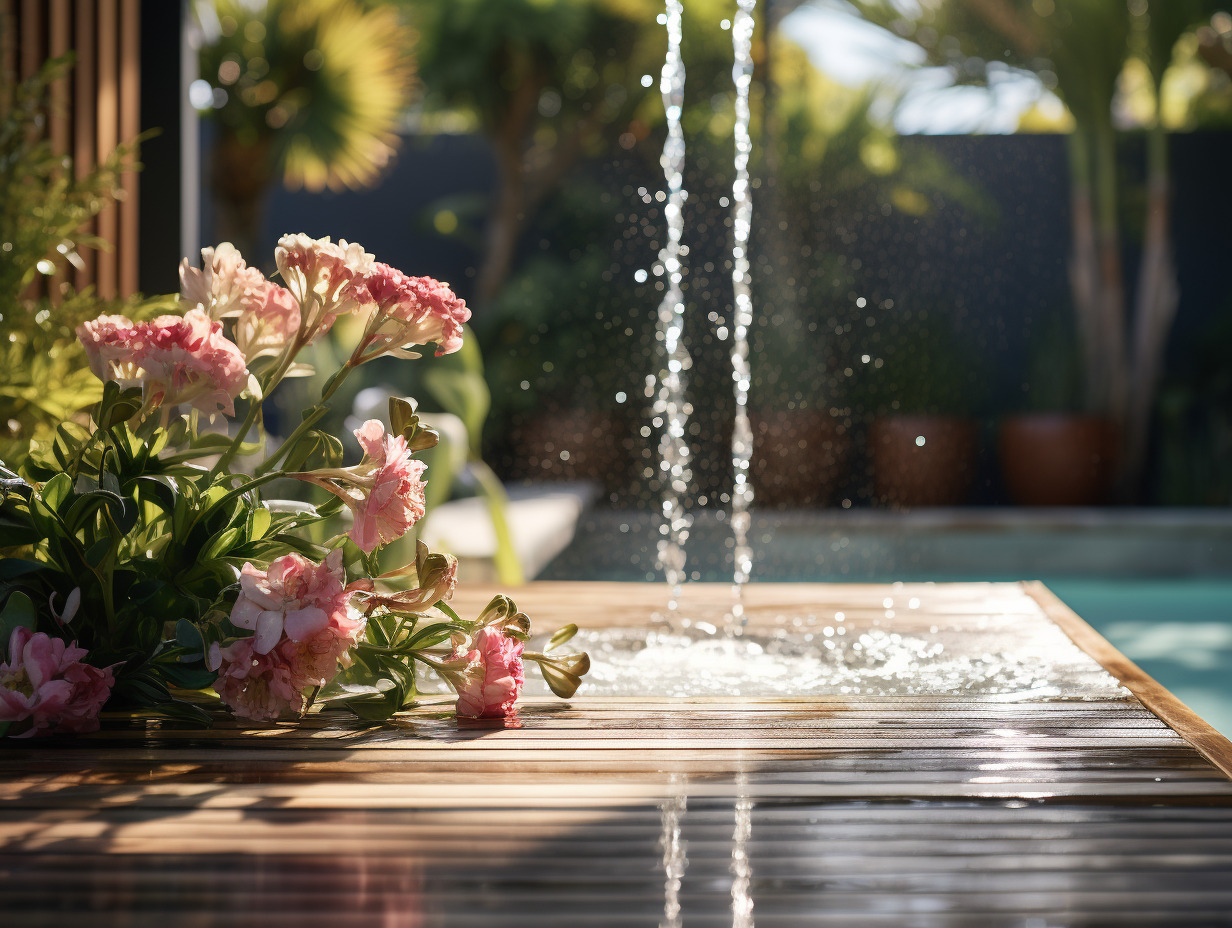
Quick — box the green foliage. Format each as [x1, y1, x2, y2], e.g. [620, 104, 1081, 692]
[0, 56, 153, 464]
[0, 57, 136, 301]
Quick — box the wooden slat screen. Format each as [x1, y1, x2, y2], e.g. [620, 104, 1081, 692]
[3, 0, 142, 301]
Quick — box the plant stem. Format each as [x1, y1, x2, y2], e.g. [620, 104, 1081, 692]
[254, 362, 355, 477]
[211, 342, 300, 479]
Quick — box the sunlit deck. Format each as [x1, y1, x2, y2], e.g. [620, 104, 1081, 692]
[4, 582, 1232, 926]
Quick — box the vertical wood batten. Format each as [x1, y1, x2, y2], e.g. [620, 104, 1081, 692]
[2, 3, 13, 100]
[117, 0, 139, 296]
[72, 0, 96, 291]
[95, 0, 119, 299]
[18, 0, 39, 79]
[48, 0, 71, 303]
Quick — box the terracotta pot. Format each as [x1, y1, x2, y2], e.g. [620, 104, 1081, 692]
[507, 408, 634, 493]
[999, 414, 1117, 506]
[869, 415, 978, 507]
[749, 410, 851, 507]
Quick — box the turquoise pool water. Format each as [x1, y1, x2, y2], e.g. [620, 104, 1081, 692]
[1049, 580, 1232, 739]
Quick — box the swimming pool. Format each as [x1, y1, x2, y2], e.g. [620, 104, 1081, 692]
[540, 508, 1232, 736]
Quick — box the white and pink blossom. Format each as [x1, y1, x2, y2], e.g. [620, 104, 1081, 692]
[179, 242, 267, 320]
[234, 278, 301, 361]
[229, 550, 359, 655]
[274, 233, 373, 342]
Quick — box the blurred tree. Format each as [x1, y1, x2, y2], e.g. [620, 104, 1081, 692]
[196, 0, 416, 259]
[844, 0, 1229, 496]
[404, 0, 734, 308]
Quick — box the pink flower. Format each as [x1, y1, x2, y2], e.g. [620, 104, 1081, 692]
[274, 234, 373, 342]
[211, 638, 304, 722]
[234, 279, 302, 361]
[291, 420, 427, 553]
[449, 627, 525, 719]
[213, 551, 366, 721]
[275, 611, 365, 689]
[179, 242, 267, 320]
[229, 550, 357, 655]
[132, 309, 249, 416]
[78, 309, 250, 416]
[77, 314, 143, 385]
[351, 264, 470, 362]
[0, 628, 115, 737]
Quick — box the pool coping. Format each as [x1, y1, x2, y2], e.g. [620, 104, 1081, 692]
[1026, 580, 1232, 781]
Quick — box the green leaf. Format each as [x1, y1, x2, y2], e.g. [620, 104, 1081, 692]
[84, 537, 112, 568]
[40, 472, 72, 512]
[0, 591, 37, 648]
[248, 507, 272, 541]
[0, 559, 49, 582]
[160, 664, 217, 691]
[546, 623, 578, 652]
[175, 618, 204, 651]
[200, 526, 243, 562]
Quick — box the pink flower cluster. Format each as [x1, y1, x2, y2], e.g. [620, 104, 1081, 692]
[275, 234, 374, 341]
[449, 627, 525, 719]
[211, 551, 365, 722]
[0, 628, 115, 737]
[77, 308, 249, 416]
[293, 420, 428, 554]
[352, 263, 470, 360]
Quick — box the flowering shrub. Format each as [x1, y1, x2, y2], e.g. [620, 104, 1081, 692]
[0, 236, 589, 736]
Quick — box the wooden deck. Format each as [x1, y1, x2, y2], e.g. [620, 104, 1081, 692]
[3, 581, 1232, 926]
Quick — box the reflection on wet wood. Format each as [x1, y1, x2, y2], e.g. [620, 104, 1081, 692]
[2, 582, 1231, 926]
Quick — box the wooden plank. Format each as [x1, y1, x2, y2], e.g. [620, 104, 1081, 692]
[72, 0, 95, 291]
[1025, 580, 1232, 781]
[18, 0, 39, 79]
[117, 0, 138, 296]
[94, 0, 118, 299]
[46, 0, 70, 302]
[3, 581, 1230, 925]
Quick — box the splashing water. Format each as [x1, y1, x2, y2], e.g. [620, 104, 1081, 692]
[653, 0, 693, 616]
[512, 601, 1127, 700]
[728, 0, 757, 632]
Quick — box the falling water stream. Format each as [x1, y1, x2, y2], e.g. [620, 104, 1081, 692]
[427, 3, 1128, 705]
[652, 0, 693, 616]
[728, 0, 758, 632]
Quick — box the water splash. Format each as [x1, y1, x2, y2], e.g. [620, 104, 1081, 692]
[728, 0, 757, 631]
[515, 611, 1128, 700]
[653, 0, 693, 615]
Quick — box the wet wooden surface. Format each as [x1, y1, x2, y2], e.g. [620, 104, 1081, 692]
[3, 581, 1232, 927]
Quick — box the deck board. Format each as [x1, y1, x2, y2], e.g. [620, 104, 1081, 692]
[2, 581, 1231, 926]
